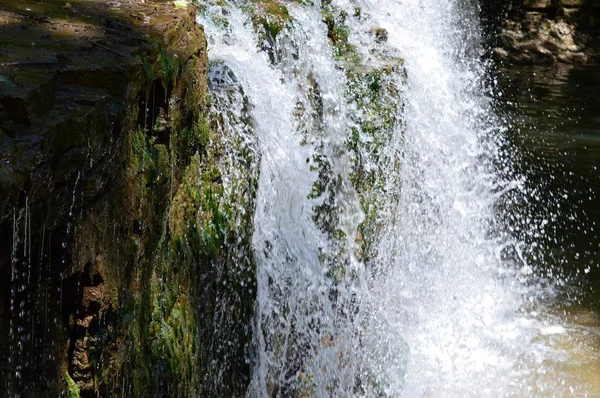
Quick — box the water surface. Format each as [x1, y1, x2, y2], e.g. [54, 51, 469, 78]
[499, 64, 600, 396]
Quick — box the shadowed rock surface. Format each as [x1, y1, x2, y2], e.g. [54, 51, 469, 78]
[487, 0, 600, 63]
[0, 1, 256, 396]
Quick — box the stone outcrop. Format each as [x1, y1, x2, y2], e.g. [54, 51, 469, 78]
[0, 1, 256, 397]
[490, 0, 600, 63]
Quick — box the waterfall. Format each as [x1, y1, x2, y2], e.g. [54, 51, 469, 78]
[200, 0, 594, 397]
[360, 1, 528, 396]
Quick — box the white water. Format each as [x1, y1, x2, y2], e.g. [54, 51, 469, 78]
[361, 1, 529, 396]
[199, 0, 597, 396]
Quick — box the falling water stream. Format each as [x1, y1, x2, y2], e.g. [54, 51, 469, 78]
[199, 0, 598, 396]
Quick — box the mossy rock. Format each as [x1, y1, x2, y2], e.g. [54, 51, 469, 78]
[64, 372, 81, 398]
[249, 0, 293, 39]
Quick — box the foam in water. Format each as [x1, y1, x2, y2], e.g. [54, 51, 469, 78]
[200, 0, 597, 396]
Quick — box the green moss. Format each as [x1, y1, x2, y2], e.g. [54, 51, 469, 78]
[180, 117, 211, 156]
[170, 154, 229, 265]
[158, 43, 176, 89]
[344, 62, 405, 263]
[81, 9, 257, 392]
[131, 125, 148, 173]
[195, 118, 211, 148]
[147, 285, 196, 383]
[64, 372, 81, 398]
[250, 0, 292, 39]
[321, 5, 358, 63]
[153, 144, 170, 181]
[141, 54, 155, 82]
[302, 1, 406, 272]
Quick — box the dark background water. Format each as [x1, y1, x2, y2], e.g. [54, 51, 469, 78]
[498, 64, 600, 297]
[496, 64, 600, 395]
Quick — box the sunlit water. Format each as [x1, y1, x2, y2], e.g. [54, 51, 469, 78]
[199, 0, 599, 396]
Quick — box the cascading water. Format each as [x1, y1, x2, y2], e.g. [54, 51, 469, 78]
[200, 0, 597, 396]
[358, 1, 532, 396]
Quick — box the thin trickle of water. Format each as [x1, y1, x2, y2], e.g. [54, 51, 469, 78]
[199, 0, 596, 396]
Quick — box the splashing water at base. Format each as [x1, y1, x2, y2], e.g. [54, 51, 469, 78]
[200, 0, 599, 396]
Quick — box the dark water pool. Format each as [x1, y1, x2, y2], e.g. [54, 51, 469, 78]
[498, 64, 600, 396]
[499, 64, 599, 285]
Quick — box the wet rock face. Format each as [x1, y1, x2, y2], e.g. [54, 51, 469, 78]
[488, 0, 600, 64]
[0, 0, 220, 396]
